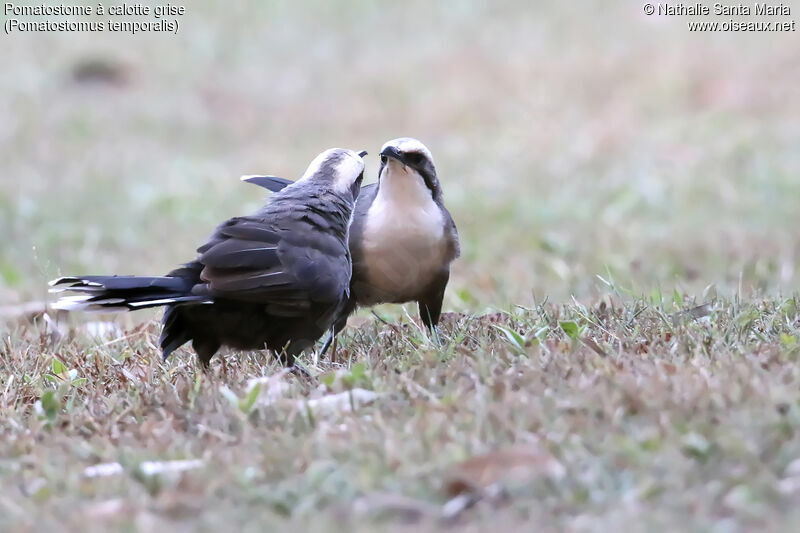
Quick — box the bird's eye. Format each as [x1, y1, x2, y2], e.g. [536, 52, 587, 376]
[380, 155, 388, 164]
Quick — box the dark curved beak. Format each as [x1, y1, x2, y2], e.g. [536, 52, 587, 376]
[358, 150, 368, 158]
[380, 145, 404, 163]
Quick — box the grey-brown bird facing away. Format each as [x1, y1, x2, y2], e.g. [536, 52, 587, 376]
[243, 137, 460, 347]
[50, 148, 367, 368]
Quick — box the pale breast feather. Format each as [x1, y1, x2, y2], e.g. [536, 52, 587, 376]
[359, 167, 449, 301]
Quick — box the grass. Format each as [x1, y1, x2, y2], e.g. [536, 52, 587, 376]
[2, 292, 800, 530]
[2, 0, 800, 530]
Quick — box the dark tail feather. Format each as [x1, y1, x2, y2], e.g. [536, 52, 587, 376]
[159, 305, 193, 360]
[240, 175, 294, 192]
[49, 275, 211, 312]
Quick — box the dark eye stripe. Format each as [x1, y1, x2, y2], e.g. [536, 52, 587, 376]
[405, 152, 425, 165]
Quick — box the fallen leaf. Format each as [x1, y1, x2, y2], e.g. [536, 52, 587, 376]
[138, 459, 204, 477]
[581, 337, 607, 357]
[445, 443, 565, 497]
[84, 462, 124, 478]
[303, 388, 379, 415]
[670, 303, 712, 326]
[246, 369, 292, 407]
[661, 362, 677, 375]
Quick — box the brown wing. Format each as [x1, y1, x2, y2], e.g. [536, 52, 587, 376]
[442, 207, 461, 260]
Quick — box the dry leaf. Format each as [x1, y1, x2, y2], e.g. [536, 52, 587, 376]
[304, 389, 379, 415]
[246, 369, 292, 407]
[84, 462, 124, 478]
[581, 336, 607, 357]
[445, 444, 565, 497]
[138, 459, 204, 476]
[84, 459, 204, 479]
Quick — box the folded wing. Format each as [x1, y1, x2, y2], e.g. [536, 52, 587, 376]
[196, 216, 349, 317]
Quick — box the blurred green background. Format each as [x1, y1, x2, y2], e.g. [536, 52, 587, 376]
[2, 1, 798, 312]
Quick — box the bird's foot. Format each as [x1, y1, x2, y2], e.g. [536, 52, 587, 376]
[288, 362, 318, 386]
[371, 310, 391, 326]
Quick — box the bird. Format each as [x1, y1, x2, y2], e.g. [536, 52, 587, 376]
[242, 137, 460, 349]
[50, 148, 367, 369]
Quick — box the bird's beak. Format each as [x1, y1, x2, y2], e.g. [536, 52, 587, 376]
[358, 150, 368, 158]
[380, 146, 405, 164]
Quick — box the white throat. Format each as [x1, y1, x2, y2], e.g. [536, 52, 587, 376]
[375, 160, 433, 207]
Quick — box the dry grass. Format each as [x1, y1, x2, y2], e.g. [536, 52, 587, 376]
[2, 293, 800, 530]
[2, 0, 800, 530]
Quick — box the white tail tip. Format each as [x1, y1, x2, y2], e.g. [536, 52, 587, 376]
[51, 295, 93, 311]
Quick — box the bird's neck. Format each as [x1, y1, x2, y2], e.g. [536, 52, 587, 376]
[375, 166, 433, 209]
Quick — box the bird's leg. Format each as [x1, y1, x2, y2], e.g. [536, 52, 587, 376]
[221, 355, 229, 380]
[418, 294, 445, 348]
[278, 346, 314, 383]
[316, 329, 339, 364]
[319, 329, 334, 357]
[319, 315, 345, 362]
[289, 361, 318, 388]
[193, 338, 221, 373]
[371, 310, 391, 326]
[431, 324, 442, 347]
[289, 363, 311, 379]
[326, 325, 339, 364]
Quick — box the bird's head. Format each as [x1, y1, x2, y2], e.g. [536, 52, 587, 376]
[378, 138, 439, 196]
[297, 148, 368, 200]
